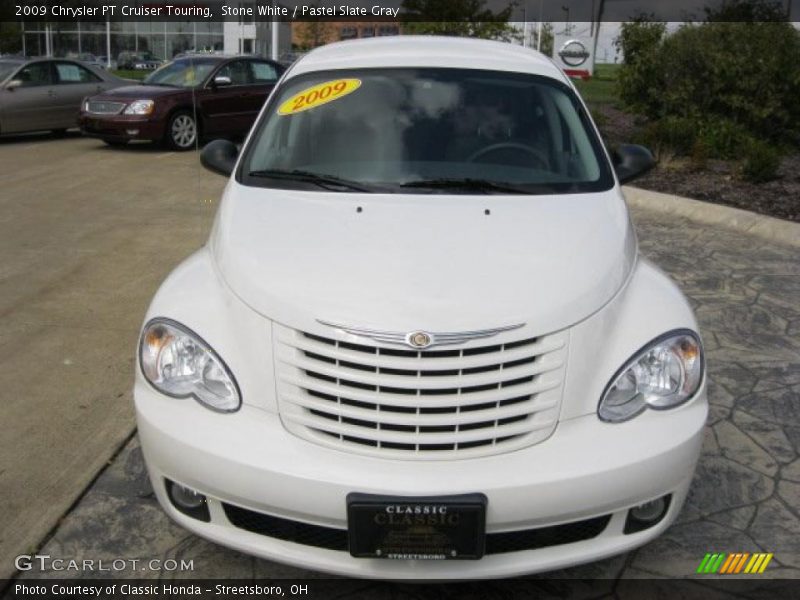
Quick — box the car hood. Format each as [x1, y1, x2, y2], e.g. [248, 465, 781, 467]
[91, 84, 184, 100]
[209, 183, 637, 335]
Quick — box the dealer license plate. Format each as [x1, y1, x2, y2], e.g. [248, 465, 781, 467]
[347, 493, 487, 560]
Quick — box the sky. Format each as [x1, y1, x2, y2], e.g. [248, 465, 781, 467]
[512, 21, 635, 63]
[515, 20, 800, 63]
[508, 0, 800, 61]
[506, 0, 800, 21]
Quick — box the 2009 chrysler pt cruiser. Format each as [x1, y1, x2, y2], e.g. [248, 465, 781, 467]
[136, 37, 707, 579]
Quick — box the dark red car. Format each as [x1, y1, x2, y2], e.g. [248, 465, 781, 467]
[79, 55, 285, 150]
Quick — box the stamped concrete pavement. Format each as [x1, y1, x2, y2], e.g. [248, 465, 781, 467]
[4, 137, 799, 586]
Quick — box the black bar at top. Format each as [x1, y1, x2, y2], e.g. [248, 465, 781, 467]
[2, 0, 798, 23]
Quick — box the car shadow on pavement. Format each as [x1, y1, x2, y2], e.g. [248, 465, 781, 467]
[0, 130, 239, 156]
[0, 130, 84, 145]
[89, 136, 238, 154]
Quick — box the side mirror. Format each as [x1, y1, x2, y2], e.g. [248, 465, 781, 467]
[212, 75, 232, 88]
[5, 79, 22, 91]
[612, 144, 655, 184]
[201, 139, 238, 177]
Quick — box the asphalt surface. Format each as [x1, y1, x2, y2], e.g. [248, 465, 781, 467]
[2, 135, 799, 588]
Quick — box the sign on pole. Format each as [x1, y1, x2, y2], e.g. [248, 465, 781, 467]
[552, 23, 596, 80]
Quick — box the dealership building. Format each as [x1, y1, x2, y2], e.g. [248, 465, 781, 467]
[18, 10, 291, 64]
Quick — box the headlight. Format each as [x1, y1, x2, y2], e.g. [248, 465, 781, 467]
[598, 330, 703, 423]
[124, 99, 155, 115]
[139, 319, 241, 412]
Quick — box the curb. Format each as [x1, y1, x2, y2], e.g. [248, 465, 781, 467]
[622, 185, 800, 249]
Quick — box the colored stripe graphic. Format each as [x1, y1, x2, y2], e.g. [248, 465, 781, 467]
[721, 553, 739, 573]
[758, 553, 773, 573]
[696, 553, 714, 573]
[734, 553, 750, 573]
[711, 553, 726, 573]
[698, 553, 773, 574]
[719, 554, 736, 573]
[745, 554, 762, 574]
[699, 553, 726, 573]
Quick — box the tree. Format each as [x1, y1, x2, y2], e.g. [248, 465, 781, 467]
[532, 22, 553, 56]
[295, 20, 335, 50]
[0, 22, 23, 55]
[613, 18, 667, 113]
[401, 0, 520, 42]
[613, 17, 666, 64]
[704, 0, 787, 21]
[616, 19, 800, 149]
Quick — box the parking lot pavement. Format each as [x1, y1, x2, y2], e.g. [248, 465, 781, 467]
[11, 169, 800, 586]
[0, 135, 225, 579]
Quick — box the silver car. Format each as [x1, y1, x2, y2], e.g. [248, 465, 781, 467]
[0, 58, 126, 135]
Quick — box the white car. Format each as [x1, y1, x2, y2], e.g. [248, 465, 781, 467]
[135, 37, 707, 579]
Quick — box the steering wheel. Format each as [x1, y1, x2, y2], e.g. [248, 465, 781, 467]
[467, 142, 550, 170]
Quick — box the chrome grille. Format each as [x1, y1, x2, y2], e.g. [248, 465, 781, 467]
[273, 323, 567, 459]
[86, 100, 126, 115]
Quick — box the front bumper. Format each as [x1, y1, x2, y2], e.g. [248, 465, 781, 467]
[78, 114, 165, 142]
[136, 379, 706, 579]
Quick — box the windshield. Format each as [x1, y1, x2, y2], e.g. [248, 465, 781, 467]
[0, 61, 21, 82]
[241, 68, 613, 194]
[144, 59, 216, 88]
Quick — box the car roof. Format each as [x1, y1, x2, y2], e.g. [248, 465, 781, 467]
[6, 57, 80, 66]
[171, 55, 227, 63]
[288, 36, 567, 82]
[172, 55, 271, 63]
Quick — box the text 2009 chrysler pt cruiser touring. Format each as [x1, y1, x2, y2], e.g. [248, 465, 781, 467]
[136, 37, 706, 579]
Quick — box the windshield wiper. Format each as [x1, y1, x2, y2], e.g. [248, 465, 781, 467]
[247, 169, 377, 193]
[399, 178, 530, 194]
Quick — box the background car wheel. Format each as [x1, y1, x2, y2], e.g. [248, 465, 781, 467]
[166, 111, 198, 151]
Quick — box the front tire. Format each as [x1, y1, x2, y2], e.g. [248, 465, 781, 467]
[165, 111, 198, 151]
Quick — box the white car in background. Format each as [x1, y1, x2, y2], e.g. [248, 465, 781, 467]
[135, 36, 707, 579]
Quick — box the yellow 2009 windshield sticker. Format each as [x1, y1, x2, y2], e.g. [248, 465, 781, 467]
[277, 79, 361, 116]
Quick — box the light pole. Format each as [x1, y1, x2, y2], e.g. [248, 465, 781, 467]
[106, 18, 111, 68]
[593, 1, 606, 69]
[523, 0, 545, 51]
[522, 0, 529, 47]
[537, 0, 543, 52]
[271, 0, 279, 60]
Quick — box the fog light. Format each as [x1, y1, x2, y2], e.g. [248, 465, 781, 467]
[166, 479, 210, 522]
[631, 498, 665, 521]
[170, 484, 204, 509]
[126, 129, 139, 136]
[624, 495, 671, 534]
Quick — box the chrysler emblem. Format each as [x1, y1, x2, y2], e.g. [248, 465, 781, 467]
[317, 320, 525, 350]
[407, 331, 432, 349]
